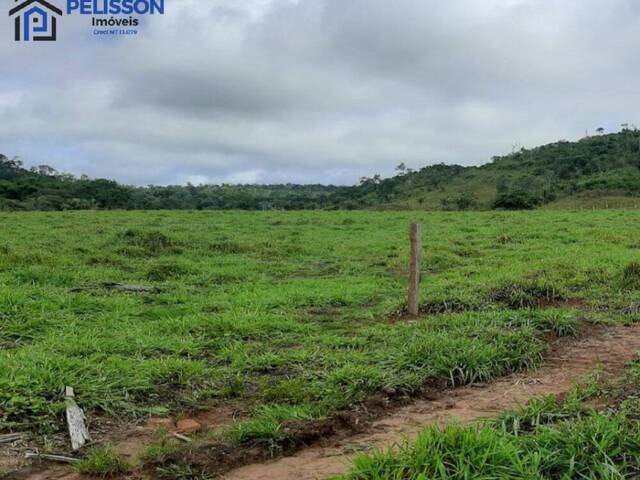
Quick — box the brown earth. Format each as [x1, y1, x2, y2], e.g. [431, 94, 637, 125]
[1, 408, 237, 480]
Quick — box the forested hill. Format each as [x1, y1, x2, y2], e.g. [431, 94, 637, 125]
[346, 128, 640, 210]
[3, 129, 640, 211]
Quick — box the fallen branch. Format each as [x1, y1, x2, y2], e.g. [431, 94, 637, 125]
[173, 432, 193, 443]
[0, 432, 26, 444]
[65, 386, 91, 451]
[25, 453, 79, 464]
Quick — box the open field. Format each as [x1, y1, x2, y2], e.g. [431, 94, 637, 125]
[2, 210, 640, 477]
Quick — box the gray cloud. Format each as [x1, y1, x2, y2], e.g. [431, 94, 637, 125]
[1, 0, 639, 185]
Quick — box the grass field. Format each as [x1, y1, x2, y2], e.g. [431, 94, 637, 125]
[2, 210, 640, 471]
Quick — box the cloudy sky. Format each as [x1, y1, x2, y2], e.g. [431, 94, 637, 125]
[1, 0, 638, 186]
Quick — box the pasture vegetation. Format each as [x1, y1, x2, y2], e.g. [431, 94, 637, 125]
[1, 209, 640, 459]
[339, 363, 640, 480]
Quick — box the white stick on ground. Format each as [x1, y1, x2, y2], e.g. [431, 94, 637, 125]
[173, 433, 193, 442]
[0, 432, 26, 444]
[25, 453, 79, 464]
[65, 386, 91, 451]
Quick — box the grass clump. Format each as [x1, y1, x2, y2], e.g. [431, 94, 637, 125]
[494, 393, 591, 435]
[344, 423, 539, 479]
[143, 437, 183, 464]
[622, 261, 640, 288]
[261, 378, 310, 404]
[340, 416, 640, 480]
[74, 446, 131, 477]
[496, 234, 515, 244]
[146, 261, 194, 281]
[209, 240, 245, 254]
[490, 280, 565, 309]
[156, 464, 212, 480]
[117, 229, 180, 256]
[226, 404, 317, 449]
[500, 309, 578, 337]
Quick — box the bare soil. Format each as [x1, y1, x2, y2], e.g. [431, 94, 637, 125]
[1, 408, 238, 480]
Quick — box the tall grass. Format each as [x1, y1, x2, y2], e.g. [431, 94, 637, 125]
[341, 416, 640, 480]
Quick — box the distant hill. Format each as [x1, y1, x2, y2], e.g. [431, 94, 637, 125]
[339, 129, 640, 210]
[3, 129, 640, 211]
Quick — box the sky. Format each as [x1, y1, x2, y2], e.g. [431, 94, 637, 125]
[1, 0, 639, 186]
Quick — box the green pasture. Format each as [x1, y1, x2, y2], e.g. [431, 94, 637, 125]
[1, 210, 639, 447]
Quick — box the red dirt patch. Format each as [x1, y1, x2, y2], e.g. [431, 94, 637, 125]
[146, 417, 175, 429]
[175, 419, 201, 434]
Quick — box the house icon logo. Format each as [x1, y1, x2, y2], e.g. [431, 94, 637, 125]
[9, 0, 62, 41]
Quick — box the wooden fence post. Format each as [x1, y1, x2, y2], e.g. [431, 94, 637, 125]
[408, 223, 422, 317]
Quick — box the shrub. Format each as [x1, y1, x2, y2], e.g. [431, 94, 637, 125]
[441, 192, 479, 211]
[492, 190, 541, 210]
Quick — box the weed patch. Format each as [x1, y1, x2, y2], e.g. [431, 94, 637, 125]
[490, 280, 565, 309]
[499, 309, 578, 337]
[418, 300, 478, 315]
[147, 261, 194, 281]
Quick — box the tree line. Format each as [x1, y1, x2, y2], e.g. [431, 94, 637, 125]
[3, 128, 640, 211]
